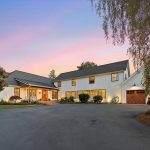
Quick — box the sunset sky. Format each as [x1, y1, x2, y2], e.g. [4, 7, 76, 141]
[0, 0, 132, 77]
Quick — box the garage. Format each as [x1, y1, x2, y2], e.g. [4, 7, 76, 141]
[126, 90, 146, 104]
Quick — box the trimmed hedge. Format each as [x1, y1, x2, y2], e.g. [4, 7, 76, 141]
[79, 94, 90, 103]
[60, 96, 75, 103]
[93, 95, 103, 103]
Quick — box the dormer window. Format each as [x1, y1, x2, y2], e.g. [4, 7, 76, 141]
[89, 76, 95, 84]
[58, 81, 61, 87]
[111, 73, 119, 82]
[72, 79, 76, 86]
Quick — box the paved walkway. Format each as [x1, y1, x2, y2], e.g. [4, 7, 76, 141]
[0, 104, 150, 150]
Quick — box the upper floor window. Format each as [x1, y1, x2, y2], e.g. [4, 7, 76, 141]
[58, 81, 61, 87]
[72, 79, 76, 86]
[14, 88, 20, 96]
[111, 73, 119, 82]
[89, 76, 95, 84]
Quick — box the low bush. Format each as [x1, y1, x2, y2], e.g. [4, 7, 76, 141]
[0, 100, 10, 105]
[93, 95, 103, 103]
[110, 96, 119, 104]
[145, 110, 150, 115]
[79, 94, 90, 103]
[59, 96, 75, 103]
[9, 96, 22, 101]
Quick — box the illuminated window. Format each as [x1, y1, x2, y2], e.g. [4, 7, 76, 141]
[27, 88, 37, 97]
[52, 90, 58, 99]
[111, 73, 119, 82]
[89, 76, 95, 84]
[97, 89, 106, 98]
[90, 90, 97, 97]
[14, 88, 20, 96]
[71, 91, 76, 98]
[66, 91, 71, 98]
[58, 81, 61, 87]
[77, 91, 83, 97]
[72, 79, 76, 86]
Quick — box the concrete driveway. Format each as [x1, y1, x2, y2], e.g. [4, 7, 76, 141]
[0, 104, 150, 150]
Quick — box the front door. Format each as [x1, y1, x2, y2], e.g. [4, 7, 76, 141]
[42, 90, 48, 101]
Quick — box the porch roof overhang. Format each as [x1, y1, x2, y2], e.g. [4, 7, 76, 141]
[14, 78, 58, 90]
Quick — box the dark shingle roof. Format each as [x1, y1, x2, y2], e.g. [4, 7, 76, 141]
[55, 60, 129, 81]
[7, 70, 56, 89]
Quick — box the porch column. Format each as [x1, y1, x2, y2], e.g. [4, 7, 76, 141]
[28, 86, 31, 103]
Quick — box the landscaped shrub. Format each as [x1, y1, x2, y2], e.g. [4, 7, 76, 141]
[68, 96, 74, 103]
[59, 96, 75, 103]
[9, 96, 22, 103]
[110, 96, 119, 104]
[147, 97, 150, 105]
[145, 110, 150, 115]
[0, 100, 10, 105]
[93, 95, 103, 103]
[79, 94, 90, 103]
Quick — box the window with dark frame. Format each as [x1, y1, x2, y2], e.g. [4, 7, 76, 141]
[58, 81, 61, 87]
[111, 73, 119, 82]
[89, 76, 95, 84]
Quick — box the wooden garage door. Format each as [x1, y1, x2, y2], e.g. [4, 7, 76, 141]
[127, 90, 146, 104]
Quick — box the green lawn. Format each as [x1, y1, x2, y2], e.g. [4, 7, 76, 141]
[0, 105, 40, 110]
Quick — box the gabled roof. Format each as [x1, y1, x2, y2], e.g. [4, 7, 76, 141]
[7, 70, 57, 89]
[55, 60, 129, 81]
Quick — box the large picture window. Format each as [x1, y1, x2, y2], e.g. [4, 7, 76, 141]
[97, 89, 106, 98]
[111, 73, 119, 82]
[14, 88, 20, 96]
[90, 90, 97, 97]
[27, 88, 37, 97]
[52, 90, 58, 99]
[58, 81, 61, 87]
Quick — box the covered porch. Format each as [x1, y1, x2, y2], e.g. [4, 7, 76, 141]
[14, 78, 58, 102]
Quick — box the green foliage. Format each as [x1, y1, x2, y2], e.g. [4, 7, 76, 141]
[0, 100, 40, 105]
[91, 0, 150, 95]
[144, 57, 150, 95]
[77, 61, 97, 70]
[59, 96, 75, 103]
[145, 110, 150, 115]
[0, 67, 8, 92]
[49, 69, 56, 79]
[9, 96, 22, 101]
[93, 95, 103, 103]
[79, 94, 90, 103]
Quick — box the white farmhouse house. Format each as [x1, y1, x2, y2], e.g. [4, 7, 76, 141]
[0, 70, 58, 102]
[0, 60, 147, 104]
[55, 60, 147, 104]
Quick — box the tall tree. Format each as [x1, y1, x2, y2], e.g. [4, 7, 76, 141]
[77, 61, 97, 70]
[0, 67, 8, 91]
[49, 69, 56, 79]
[91, 0, 150, 95]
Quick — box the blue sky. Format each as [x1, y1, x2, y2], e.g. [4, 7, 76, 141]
[0, 0, 131, 76]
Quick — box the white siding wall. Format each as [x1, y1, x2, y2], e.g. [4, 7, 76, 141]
[0, 86, 14, 101]
[56, 72, 125, 103]
[121, 68, 144, 103]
